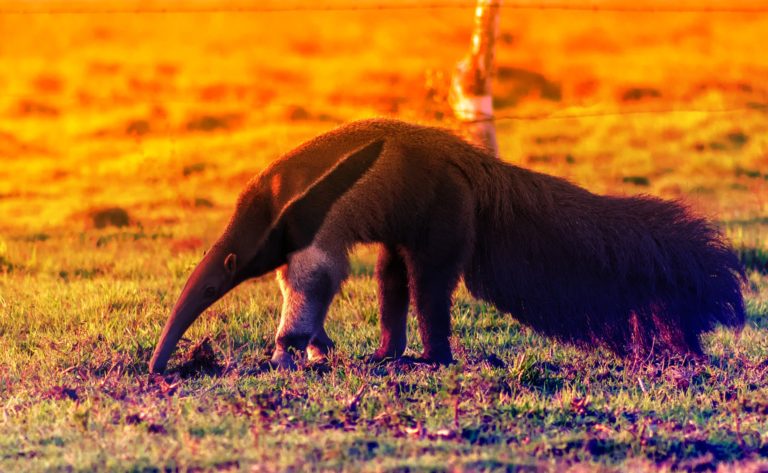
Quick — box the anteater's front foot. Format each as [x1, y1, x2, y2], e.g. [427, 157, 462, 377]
[307, 330, 335, 362]
[269, 349, 298, 371]
[271, 332, 313, 370]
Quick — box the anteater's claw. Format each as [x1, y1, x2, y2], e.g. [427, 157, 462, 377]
[269, 351, 298, 371]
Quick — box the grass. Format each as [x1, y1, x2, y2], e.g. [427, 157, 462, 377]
[1, 218, 767, 472]
[1, 1, 768, 471]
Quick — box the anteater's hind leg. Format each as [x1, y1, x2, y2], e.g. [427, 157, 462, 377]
[272, 244, 347, 369]
[403, 182, 474, 365]
[407, 255, 463, 365]
[369, 245, 410, 361]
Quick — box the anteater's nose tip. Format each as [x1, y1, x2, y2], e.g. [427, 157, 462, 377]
[148, 354, 167, 374]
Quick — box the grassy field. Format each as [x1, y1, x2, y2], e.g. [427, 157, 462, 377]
[2, 1, 768, 471]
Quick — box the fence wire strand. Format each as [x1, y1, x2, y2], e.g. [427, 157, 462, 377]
[2, 2, 768, 15]
[461, 105, 767, 123]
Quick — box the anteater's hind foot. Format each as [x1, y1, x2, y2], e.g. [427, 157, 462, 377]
[408, 257, 464, 367]
[417, 347, 454, 366]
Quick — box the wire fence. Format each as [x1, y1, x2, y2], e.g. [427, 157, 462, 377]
[461, 105, 766, 124]
[1, 1, 768, 14]
[1, 86, 763, 125]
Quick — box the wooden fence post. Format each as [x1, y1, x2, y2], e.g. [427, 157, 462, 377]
[449, 0, 501, 157]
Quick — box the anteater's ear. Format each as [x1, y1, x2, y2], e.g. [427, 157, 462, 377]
[275, 139, 385, 254]
[224, 253, 237, 275]
[240, 139, 385, 279]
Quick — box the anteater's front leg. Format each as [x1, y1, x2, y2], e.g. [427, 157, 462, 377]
[369, 245, 410, 361]
[272, 245, 346, 369]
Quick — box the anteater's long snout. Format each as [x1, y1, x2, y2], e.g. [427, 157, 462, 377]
[148, 251, 226, 374]
[149, 295, 209, 374]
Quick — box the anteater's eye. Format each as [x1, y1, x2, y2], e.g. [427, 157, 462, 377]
[204, 286, 217, 298]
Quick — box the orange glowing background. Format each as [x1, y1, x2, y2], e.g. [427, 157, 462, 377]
[0, 0, 767, 243]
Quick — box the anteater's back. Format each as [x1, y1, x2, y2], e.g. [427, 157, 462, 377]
[297, 119, 493, 248]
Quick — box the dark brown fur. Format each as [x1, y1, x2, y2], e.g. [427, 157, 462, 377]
[149, 119, 745, 373]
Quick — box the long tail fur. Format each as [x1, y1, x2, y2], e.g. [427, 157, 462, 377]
[463, 161, 746, 356]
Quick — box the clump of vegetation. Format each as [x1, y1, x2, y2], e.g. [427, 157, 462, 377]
[182, 162, 207, 177]
[0, 255, 17, 273]
[622, 176, 650, 186]
[21, 233, 50, 242]
[735, 166, 762, 179]
[89, 207, 131, 229]
[528, 154, 553, 163]
[726, 131, 749, 149]
[95, 229, 172, 247]
[194, 197, 213, 207]
[16, 99, 60, 117]
[284, 104, 311, 121]
[185, 113, 241, 132]
[701, 131, 750, 153]
[509, 353, 563, 392]
[124, 119, 150, 136]
[620, 87, 661, 101]
[177, 337, 223, 377]
[494, 66, 562, 106]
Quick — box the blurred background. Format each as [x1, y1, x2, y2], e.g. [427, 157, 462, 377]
[0, 0, 766, 253]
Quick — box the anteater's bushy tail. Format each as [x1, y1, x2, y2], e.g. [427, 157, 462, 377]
[463, 162, 746, 356]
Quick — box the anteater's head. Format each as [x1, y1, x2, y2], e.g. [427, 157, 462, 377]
[148, 139, 384, 374]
